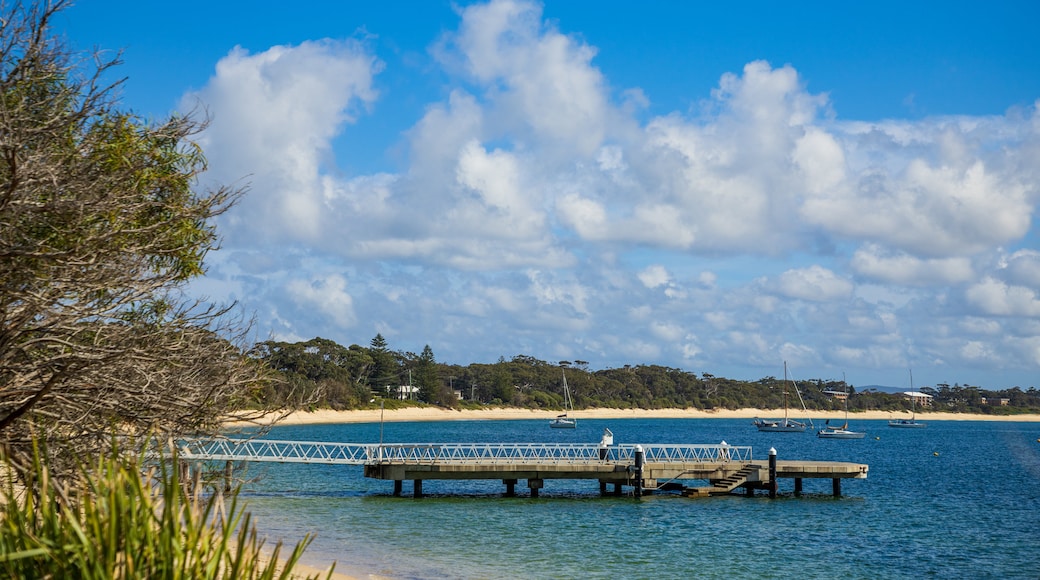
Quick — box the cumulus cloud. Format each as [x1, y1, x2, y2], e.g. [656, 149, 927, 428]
[286, 274, 357, 328]
[965, 278, 1040, 317]
[638, 265, 671, 289]
[851, 245, 975, 286]
[1001, 250, 1040, 288]
[440, 0, 609, 155]
[185, 0, 1040, 386]
[188, 40, 382, 244]
[774, 266, 854, 302]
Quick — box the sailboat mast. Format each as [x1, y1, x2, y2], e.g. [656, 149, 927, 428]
[842, 372, 849, 429]
[560, 361, 572, 411]
[909, 368, 916, 419]
[783, 361, 789, 421]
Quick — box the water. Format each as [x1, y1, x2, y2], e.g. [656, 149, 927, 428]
[232, 419, 1040, 579]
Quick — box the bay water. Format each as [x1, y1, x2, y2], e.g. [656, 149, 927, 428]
[234, 418, 1040, 579]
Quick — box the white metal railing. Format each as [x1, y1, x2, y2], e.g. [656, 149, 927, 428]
[178, 438, 372, 464]
[178, 439, 753, 466]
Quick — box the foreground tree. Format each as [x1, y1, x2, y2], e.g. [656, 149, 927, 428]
[0, 0, 269, 477]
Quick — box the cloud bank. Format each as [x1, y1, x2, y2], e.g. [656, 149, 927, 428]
[186, 0, 1040, 387]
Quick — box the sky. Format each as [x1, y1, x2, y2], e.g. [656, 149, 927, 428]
[57, 0, 1040, 389]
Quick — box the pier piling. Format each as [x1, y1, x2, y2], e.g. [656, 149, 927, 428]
[528, 478, 543, 498]
[768, 447, 777, 499]
[633, 445, 645, 497]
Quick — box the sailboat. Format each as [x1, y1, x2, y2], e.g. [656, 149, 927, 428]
[752, 362, 813, 432]
[817, 373, 865, 439]
[889, 369, 927, 428]
[550, 362, 576, 429]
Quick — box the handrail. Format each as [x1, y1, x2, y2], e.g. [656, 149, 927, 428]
[177, 439, 753, 466]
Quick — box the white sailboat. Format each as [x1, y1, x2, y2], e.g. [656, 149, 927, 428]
[817, 373, 865, 439]
[753, 362, 813, 432]
[550, 361, 576, 429]
[889, 369, 927, 428]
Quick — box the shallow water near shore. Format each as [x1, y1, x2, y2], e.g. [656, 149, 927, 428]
[236, 418, 1040, 579]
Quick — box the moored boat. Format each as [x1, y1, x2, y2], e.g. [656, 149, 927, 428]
[550, 362, 576, 429]
[889, 369, 927, 428]
[753, 362, 812, 432]
[817, 373, 864, 439]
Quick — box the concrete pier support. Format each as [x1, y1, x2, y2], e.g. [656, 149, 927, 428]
[504, 479, 517, 497]
[528, 478, 543, 498]
[393, 480, 402, 496]
[794, 478, 803, 496]
[599, 481, 608, 495]
[832, 478, 841, 497]
[414, 479, 423, 498]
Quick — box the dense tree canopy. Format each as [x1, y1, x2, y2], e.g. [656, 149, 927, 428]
[0, 0, 270, 475]
[252, 337, 1040, 415]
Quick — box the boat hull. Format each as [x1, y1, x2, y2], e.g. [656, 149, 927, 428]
[817, 429, 865, 439]
[753, 419, 806, 433]
[888, 420, 926, 428]
[549, 419, 576, 429]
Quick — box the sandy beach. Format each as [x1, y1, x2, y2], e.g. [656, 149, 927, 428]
[234, 405, 1040, 427]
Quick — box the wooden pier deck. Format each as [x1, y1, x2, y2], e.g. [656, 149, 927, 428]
[180, 439, 868, 498]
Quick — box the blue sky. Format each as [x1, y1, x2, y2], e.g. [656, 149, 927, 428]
[58, 1, 1040, 389]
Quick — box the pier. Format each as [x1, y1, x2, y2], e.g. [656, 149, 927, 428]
[178, 438, 868, 498]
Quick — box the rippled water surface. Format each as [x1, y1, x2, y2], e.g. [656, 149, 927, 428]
[234, 418, 1040, 579]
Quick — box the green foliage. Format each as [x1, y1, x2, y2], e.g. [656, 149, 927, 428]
[250, 338, 372, 409]
[0, 440, 329, 579]
[414, 345, 439, 404]
[248, 337, 1040, 414]
[0, 0, 269, 471]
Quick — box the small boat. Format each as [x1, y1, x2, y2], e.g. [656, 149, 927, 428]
[817, 422, 867, 439]
[818, 373, 865, 439]
[889, 369, 926, 428]
[549, 414, 576, 429]
[550, 362, 576, 429]
[753, 362, 812, 432]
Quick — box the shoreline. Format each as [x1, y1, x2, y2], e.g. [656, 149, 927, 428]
[231, 406, 1040, 427]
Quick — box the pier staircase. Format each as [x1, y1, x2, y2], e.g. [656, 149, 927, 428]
[683, 464, 759, 497]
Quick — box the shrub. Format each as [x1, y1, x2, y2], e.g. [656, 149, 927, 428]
[0, 441, 330, 579]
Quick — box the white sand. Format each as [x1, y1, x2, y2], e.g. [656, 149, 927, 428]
[231, 405, 1040, 427]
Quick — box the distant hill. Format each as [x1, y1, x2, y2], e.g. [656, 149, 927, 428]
[859, 385, 905, 394]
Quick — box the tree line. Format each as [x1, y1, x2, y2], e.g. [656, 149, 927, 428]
[253, 336, 1040, 415]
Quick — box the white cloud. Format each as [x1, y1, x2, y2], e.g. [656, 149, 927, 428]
[286, 274, 357, 328]
[182, 0, 1040, 387]
[965, 277, 1040, 317]
[189, 40, 381, 244]
[775, 266, 854, 301]
[637, 265, 671, 289]
[444, 0, 608, 155]
[649, 321, 684, 342]
[851, 245, 975, 286]
[1001, 250, 1040, 288]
